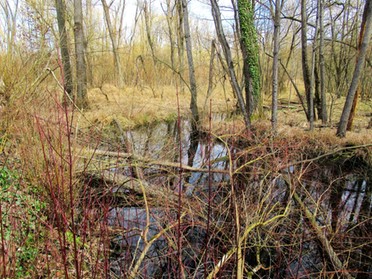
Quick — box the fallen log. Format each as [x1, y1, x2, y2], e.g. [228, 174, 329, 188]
[78, 148, 230, 174]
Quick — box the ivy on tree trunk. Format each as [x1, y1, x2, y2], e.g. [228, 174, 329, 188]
[238, 0, 260, 116]
[210, 0, 251, 130]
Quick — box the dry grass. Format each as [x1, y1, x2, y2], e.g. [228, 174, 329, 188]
[81, 83, 235, 130]
[77, 83, 372, 151]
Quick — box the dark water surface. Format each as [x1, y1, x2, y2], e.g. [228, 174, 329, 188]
[100, 118, 371, 278]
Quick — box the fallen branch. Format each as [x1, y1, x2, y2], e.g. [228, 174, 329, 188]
[78, 148, 230, 174]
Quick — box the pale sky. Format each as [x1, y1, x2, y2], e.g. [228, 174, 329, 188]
[119, 0, 235, 42]
[124, 0, 235, 28]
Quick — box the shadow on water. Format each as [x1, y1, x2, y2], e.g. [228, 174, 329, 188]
[92, 116, 371, 278]
[104, 116, 232, 276]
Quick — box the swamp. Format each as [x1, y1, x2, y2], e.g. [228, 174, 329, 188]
[0, 0, 371, 278]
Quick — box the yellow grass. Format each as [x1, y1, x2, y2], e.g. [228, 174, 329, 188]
[77, 83, 371, 148]
[81, 83, 236, 130]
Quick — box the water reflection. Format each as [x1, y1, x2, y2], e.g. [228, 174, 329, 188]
[122, 118, 229, 190]
[103, 118, 371, 278]
[339, 179, 368, 231]
[108, 207, 168, 276]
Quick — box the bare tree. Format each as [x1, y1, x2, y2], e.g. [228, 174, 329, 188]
[210, 0, 251, 130]
[0, 0, 19, 56]
[0, 0, 19, 103]
[337, 0, 372, 137]
[142, 0, 158, 96]
[162, 0, 176, 71]
[101, 0, 124, 88]
[74, 0, 88, 108]
[116, 0, 126, 47]
[85, 0, 93, 86]
[55, 0, 73, 101]
[143, 1, 157, 66]
[310, 0, 320, 123]
[318, 0, 327, 124]
[327, 1, 361, 100]
[181, 0, 199, 126]
[204, 39, 216, 109]
[271, 0, 283, 132]
[301, 0, 314, 130]
[347, 0, 371, 130]
[176, 0, 185, 94]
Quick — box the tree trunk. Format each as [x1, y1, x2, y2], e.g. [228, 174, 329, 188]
[55, 0, 73, 103]
[143, 1, 157, 96]
[85, 0, 93, 87]
[310, 0, 320, 123]
[181, 0, 199, 126]
[1, 0, 19, 57]
[176, 0, 185, 94]
[314, 59, 321, 120]
[271, 0, 282, 132]
[210, 0, 251, 130]
[101, 0, 124, 88]
[164, 0, 176, 72]
[337, 0, 372, 137]
[319, 0, 327, 124]
[204, 39, 216, 109]
[301, 0, 314, 130]
[238, 0, 261, 117]
[347, 0, 371, 130]
[74, 0, 88, 108]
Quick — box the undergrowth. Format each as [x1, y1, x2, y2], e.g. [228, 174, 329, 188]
[0, 65, 370, 278]
[0, 166, 45, 278]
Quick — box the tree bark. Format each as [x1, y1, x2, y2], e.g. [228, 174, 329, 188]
[238, 0, 261, 117]
[176, 0, 185, 94]
[74, 0, 88, 108]
[204, 39, 216, 109]
[301, 0, 314, 130]
[271, 0, 282, 132]
[143, 1, 157, 97]
[101, 0, 124, 88]
[337, 0, 372, 137]
[319, 0, 328, 124]
[181, 0, 199, 126]
[347, 0, 371, 130]
[310, 0, 320, 123]
[85, 0, 94, 86]
[210, 0, 251, 130]
[55, 0, 73, 102]
[164, 0, 176, 72]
